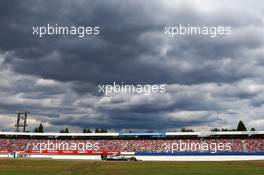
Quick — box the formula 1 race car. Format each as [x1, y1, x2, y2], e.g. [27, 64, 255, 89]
[101, 154, 137, 161]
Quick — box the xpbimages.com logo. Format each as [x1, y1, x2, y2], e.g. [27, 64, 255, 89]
[98, 82, 166, 96]
[32, 141, 100, 152]
[164, 24, 232, 38]
[32, 24, 100, 38]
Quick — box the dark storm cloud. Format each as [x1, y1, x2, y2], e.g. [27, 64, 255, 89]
[0, 0, 161, 85]
[0, 0, 264, 131]
[2, 0, 263, 87]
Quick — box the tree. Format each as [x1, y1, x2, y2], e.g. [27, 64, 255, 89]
[33, 127, 39, 133]
[83, 128, 92, 133]
[33, 123, 44, 133]
[65, 128, 69, 133]
[95, 128, 99, 133]
[211, 128, 220, 132]
[181, 128, 194, 132]
[251, 128, 256, 131]
[38, 123, 44, 133]
[60, 128, 69, 133]
[100, 128, 108, 133]
[221, 128, 236, 131]
[237, 120, 247, 131]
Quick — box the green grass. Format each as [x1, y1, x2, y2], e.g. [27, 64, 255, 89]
[0, 159, 263, 175]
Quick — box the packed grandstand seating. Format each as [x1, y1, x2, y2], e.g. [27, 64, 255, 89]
[0, 138, 263, 153]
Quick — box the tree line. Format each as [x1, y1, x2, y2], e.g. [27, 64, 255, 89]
[33, 124, 108, 133]
[33, 120, 255, 133]
[210, 120, 255, 132]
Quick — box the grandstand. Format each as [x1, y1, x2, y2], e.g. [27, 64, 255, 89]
[0, 131, 263, 161]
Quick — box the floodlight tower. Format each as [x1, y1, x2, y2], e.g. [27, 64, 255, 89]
[15, 111, 29, 132]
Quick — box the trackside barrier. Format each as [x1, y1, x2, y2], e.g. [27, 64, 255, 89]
[119, 132, 165, 136]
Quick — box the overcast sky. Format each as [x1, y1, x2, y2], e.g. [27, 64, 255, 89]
[0, 0, 264, 132]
